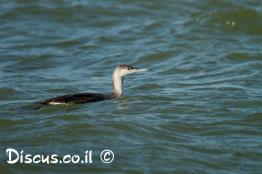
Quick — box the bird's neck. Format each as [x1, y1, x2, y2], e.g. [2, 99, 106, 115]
[112, 70, 122, 97]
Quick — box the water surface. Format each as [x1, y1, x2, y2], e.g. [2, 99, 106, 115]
[0, 0, 262, 173]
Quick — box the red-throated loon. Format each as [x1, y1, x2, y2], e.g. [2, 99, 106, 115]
[39, 64, 148, 106]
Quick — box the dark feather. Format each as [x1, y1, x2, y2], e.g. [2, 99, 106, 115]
[41, 93, 114, 105]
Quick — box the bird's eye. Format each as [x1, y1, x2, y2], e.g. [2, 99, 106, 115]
[127, 68, 131, 70]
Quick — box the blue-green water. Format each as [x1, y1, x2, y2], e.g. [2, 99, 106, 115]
[0, 0, 262, 173]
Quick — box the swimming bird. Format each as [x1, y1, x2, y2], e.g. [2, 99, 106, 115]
[39, 64, 148, 106]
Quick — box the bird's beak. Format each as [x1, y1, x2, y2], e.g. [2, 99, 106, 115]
[132, 68, 149, 73]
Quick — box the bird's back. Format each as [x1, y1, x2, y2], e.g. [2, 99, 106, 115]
[41, 93, 114, 105]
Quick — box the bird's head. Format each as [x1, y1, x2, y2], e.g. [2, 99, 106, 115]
[114, 64, 148, 78]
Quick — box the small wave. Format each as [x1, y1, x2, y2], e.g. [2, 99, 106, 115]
[227, 52, 262, 62]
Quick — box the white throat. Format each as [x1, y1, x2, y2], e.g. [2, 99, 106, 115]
[112, 68, 123, 97]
